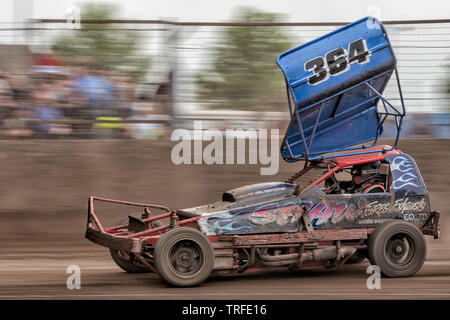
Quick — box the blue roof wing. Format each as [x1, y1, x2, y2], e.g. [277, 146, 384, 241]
[277, 17, 404, 162]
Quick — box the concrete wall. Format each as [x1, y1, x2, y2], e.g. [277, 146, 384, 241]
[0, 138, 448, 211]
[0, 138, 448, 256]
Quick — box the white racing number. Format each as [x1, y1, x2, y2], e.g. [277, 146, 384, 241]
[305, 38, 371, 85]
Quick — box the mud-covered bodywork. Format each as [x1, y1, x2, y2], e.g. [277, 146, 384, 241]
[188, 152, 431, 236]
[184, 182, 301, 235]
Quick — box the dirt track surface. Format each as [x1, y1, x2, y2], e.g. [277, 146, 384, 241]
[2, 249, 450, 299]
[0, 138, 449, 299]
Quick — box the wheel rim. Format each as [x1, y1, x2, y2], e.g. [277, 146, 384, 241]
[384, 233, 415, 266]
[168, 239, 204, 276]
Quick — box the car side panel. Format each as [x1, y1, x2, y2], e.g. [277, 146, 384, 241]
[197, 153, 431, 235]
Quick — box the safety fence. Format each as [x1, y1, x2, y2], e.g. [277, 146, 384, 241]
[0, 18, 448, 139]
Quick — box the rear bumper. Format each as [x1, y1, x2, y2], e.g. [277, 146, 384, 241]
[85, 195, 172, 253]
[85, 227, 144, 253]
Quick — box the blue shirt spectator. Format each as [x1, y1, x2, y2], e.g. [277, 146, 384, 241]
[73, 69, 117, 118]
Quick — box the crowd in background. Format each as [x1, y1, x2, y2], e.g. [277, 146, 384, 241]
[1, 53, 449, 140]
[0, 54, 170, 139]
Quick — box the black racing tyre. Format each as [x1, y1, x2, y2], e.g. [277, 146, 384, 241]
[154, 227, 214, 287]
[110, 215, 163, 273]
[368, 220, 426, 277]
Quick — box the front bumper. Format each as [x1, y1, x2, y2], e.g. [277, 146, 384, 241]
[422, 210, 440, 239]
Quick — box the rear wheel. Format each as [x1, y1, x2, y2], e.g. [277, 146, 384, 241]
[110, 215, 163, 273]
[154, 227, 214, 287]
[368, 220, 426, 277]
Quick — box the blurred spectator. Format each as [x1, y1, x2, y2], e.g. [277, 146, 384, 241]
[73, 66, 117, 119]
[9, 74, 31, 106]
[0, 72, 33, 138]
[73, 66, 121, 138]
[2, 108, 33, 138]
[30, 88, 71, 137]
[0, 72, 14, 121]
[125, 97, 169, 139]
[92, 116, 126, 139]
[114, 72, 137, 119]
[0, 71, 12, 92]
[31, 54, 66, 76]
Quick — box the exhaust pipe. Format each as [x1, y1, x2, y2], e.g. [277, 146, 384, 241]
[257, 246, 357, 266]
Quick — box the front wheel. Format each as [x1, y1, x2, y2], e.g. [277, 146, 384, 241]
[368, 220, 426, 277]
[154, 227, 214, 287]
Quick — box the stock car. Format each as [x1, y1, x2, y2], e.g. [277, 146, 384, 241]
[85, 17, 440, 287]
